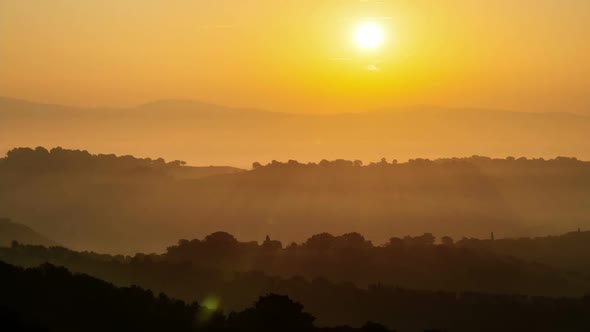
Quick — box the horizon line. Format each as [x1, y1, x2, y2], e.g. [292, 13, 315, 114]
[1, 95, 585, 117]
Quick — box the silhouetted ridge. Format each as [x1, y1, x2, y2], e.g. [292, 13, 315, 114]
[2, 244, 590, 331]
[0, 261, 207, 332]
[0, 260, 406, 332]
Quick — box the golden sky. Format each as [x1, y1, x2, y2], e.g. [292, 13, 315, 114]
[1, 0, 589, 113]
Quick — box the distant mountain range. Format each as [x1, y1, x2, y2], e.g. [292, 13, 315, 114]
[2, 96, 589, 167]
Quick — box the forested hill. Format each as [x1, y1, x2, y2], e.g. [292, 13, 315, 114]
[4, 230, 590, 298]
[0, 146, 242, 179]
[1, 260, 402, 332]
[2, 245, 590, 332]
[1, 148, 590, 253]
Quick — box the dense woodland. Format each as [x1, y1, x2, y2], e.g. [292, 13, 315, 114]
[164, 231, 590, 296]
[3, 229, 590, 331]
[1, 261, 406, 332]
[5, 230, 590, 297]
[1, 147, 590, 253]
[0, 147, 241, 179]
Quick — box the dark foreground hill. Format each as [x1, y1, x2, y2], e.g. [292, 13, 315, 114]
[0, 260, 426, 332]
[1, 147, 590, 253]
[2, 249, 590, 332]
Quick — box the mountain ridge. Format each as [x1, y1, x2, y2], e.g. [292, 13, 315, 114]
[2, 96, 588, 118]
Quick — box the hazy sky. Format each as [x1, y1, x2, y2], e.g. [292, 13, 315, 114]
[1, 0, 589, 113]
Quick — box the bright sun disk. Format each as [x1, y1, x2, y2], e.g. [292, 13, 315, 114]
[355, 23, 384, 50]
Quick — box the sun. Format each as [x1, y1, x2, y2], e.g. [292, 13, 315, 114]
[354, 22, 384, 50]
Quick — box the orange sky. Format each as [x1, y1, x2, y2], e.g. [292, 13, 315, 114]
[1, 0, 589, 113]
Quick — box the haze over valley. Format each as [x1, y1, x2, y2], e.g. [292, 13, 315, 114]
[2, 97, 590, 167]
[3, 1, 590, 331]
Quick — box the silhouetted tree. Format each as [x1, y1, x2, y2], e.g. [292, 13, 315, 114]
[229, 294, 315, 332]
[441, 236, 454, 246]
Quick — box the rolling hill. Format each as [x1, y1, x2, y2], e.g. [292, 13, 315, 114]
[1, 148, 589, 253]
[0, 218, 56, 247]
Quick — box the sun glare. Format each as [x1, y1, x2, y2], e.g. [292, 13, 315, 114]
[354, 23, 384, 50]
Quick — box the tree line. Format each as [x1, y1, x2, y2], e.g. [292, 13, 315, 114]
[0, 146, 186, 175]
[2, 147, 586, 174]
[252, 155, 585, 170]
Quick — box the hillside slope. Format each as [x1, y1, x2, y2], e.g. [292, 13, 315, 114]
[0, 218, 56, 247]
